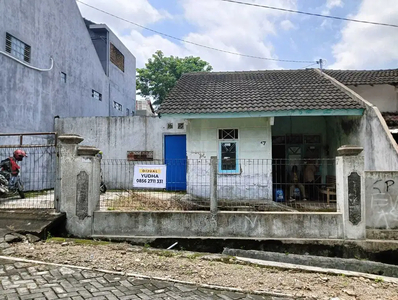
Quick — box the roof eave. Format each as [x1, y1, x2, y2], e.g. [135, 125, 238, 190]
[160, 108, 364, 119]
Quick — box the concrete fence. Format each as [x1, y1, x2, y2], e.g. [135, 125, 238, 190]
[57, 135, 367, 240]
[365, 171, 398, 230]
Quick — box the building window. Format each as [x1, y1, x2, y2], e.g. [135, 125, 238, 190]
[178, 123, 184, 129]
[92, 90, 102, 101]
[113, 101, 122, 111]
[61, 72, 67, 83]
[218, 129, 239, 173]
[167, 123, 173, 129]
[110, 43, 124, 72]
[126, 108, 130, 116]
[5, 33, 31, 63]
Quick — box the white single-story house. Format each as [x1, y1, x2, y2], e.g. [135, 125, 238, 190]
[158, 68, 398, 201]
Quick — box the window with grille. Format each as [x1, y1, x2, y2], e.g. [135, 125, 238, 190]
[92, 90, 102, 101]
[5, 33, 31, 63]
[110, 43, 124, 72]
[113, 101, 122, 111]
[126, 108, 130, 116]
[218, 129, 239, 173]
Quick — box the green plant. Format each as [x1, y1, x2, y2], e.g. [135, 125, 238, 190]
[158, 250, 176, 258]
[375, 277, 384, 283]
[144, 243, 151, 249]
[46, 231, 52, 240]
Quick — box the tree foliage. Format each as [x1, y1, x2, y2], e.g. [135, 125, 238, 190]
[136, 50, 213, 105]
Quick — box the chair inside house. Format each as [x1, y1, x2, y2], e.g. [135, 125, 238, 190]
[319, 175, 336, 205]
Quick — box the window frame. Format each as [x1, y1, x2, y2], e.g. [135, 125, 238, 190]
[5, 33, 31, 63]
[61, 72, 67, 83]
[92, 90, 102, 101]
[218, 129, 240, 174]
[110, 43, 125, 72]
[113, 101, 123, 111]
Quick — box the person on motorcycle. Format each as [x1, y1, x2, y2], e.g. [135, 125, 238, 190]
[0, 149, 27, 179]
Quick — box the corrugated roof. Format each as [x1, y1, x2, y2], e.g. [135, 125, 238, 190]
[324, 69, 398, 86]
[159, 69, 364, 115]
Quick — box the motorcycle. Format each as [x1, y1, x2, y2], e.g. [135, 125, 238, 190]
[0, 171, 25, 199]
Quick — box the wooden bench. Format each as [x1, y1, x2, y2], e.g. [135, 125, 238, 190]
[319, 175, 336, 205]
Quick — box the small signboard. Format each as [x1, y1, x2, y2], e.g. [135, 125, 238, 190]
[133, 165, 167, 189]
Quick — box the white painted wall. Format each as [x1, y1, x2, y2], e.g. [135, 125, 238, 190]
[348, 85, 398, 112]
[56, 116, 186, 160]
[55, 116, 186, 189]
[186, 118, 272, 200]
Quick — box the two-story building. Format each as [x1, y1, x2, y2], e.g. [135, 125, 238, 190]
[0, 0, 136, 135]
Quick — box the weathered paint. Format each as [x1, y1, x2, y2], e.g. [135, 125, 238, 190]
[365, 171, 398, 230]
[92, 211, 344, 239]
[55, 116, 186, 189]
[186, 118, 272, 200]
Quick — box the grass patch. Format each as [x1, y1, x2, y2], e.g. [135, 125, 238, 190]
[103, 190, 194, 211]
[47, 237, 110, 245]
[156, 250, 178, 258]
[24, 190, 50, 198]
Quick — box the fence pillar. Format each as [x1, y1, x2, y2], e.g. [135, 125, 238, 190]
[210, 156, 218, 214]
[336, 145, 366, 240]
[57, 135, 101, 237]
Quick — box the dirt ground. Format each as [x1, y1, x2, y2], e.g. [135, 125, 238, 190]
[6, 239, 398, 300]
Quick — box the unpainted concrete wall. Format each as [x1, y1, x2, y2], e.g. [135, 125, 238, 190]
[326, 109, 398, 171]
[0, 0, 136, 133]
[186, 118, 272, 200]
[92, 211, 344, 239]
[365, 171, 398, 230]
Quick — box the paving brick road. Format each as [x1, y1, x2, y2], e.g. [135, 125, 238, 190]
[0, 259, 291, 300]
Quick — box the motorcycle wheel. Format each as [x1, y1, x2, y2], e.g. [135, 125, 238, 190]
[100, 182, 107, 194]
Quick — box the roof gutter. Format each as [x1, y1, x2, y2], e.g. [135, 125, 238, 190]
[160, 108, 364, 120]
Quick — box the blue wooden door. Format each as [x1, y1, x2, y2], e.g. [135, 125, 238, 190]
[164, 135, 187, 191]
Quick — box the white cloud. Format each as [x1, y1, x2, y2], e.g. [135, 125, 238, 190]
[322, 0, 343, 15]
[280, 20, 296, 31]
[77, 0, 300, 71]
[179, 0, 298, 70]
[77, 0, 170, 33]
[329, 0, 398, 69]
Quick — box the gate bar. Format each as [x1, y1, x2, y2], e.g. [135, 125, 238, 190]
[0, 132, 58, 148]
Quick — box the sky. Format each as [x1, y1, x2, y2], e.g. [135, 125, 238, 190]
[77, 0, 398, 71]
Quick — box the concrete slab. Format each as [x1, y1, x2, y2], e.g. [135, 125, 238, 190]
[0, 209, 65, 239]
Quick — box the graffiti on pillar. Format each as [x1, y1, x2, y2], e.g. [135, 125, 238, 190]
[369, 177, 398, 229]
[76, 171, 89, 220]
[348, 172, 361, 225]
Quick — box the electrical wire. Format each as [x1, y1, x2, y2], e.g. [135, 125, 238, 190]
[220, 0, 398, 28]
[302, 62, 318, 69]
[76, 0, 315, 64]
[0, 51, 54, 72]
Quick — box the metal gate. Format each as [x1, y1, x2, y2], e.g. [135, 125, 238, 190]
[0, 133, 57, 209]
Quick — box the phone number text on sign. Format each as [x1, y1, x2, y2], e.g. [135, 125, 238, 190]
[133, 165, 167, 189]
